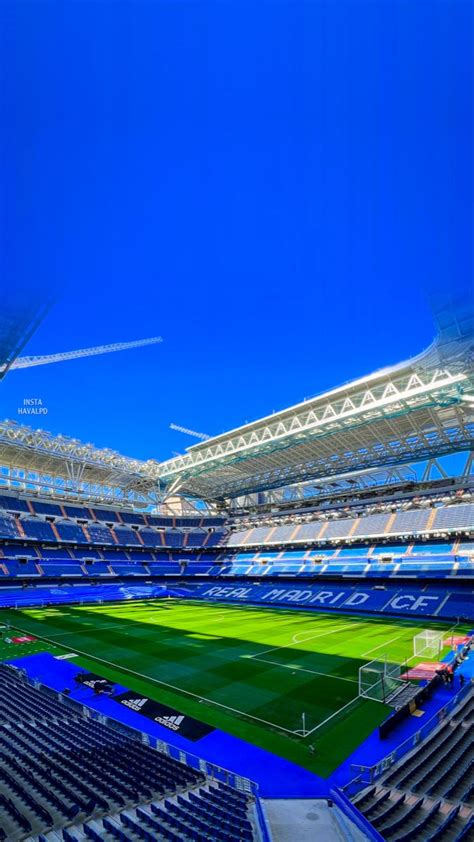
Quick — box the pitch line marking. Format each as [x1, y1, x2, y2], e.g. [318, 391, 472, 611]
[7, 622, 302, 737]
[295, 695, 361, 737]
[8, 619, 363, 740]
[47, 606, 234, 638]
[250, 656, 359, 684]
[249, 622, 362, 659]
[292, 623, 357, 643]
[47, 620, 165, 638]
[23, 606, 455, 741]
[361, 635, 403, 658]
[404, 621, 460, 665]
[64, 606, 238, 637]
[49, 623, 234, 647]
[36, 609, 278, 647]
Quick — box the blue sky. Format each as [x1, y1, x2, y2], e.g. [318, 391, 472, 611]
[1, 1, 472, 462]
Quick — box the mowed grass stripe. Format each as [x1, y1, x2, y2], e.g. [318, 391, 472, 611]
[0, 600, 464, 778]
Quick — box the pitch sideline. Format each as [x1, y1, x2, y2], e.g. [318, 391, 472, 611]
[4, 617, 363, 740]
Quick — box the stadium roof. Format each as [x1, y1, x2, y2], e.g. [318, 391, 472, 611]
[0, 298, 472, 505]
[0, 420, 158, 504]
[155, 299, 474, 501]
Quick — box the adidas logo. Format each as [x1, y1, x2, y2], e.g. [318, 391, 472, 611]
[123, 697, 148, 711]
[155, 713, 184, 730]
[161, 715, 184, 726]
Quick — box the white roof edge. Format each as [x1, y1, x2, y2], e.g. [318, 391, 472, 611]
[184, 339, 436, 453]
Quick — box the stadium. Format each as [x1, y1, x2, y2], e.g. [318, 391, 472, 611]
[0, 297, 472, 842]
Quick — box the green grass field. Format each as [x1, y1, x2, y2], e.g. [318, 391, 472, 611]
[0, 599, 463, 776]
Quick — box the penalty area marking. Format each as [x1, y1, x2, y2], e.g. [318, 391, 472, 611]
[29, 616, 359, 684]
[248, 655, 359, 684]
[361, 634, 403, 658]
[6, 619, 363, 741]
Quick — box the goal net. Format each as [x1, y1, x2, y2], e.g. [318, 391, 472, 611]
[359, 658, 403, 703]
[413, 630, 444, 659]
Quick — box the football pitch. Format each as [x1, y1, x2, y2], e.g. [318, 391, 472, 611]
[0, 599, 462, 776]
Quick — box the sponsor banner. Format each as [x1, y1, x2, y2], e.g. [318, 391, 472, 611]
[113, 690, 214, 741]
[75, 671, 116, 692]
[11, 635, 36, 644]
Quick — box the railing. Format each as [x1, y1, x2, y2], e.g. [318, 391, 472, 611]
[0, 584, 170, 610]
[253, 796, 273, 842]
[330, 788, 385, 841]
[6, 663, 271, 837]
[343, 682, 473, 797]
[5, 661, 259, 796]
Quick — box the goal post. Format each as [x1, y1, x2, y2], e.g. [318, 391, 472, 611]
[413, 630, 444, 659]
[358, 658, 404, 703]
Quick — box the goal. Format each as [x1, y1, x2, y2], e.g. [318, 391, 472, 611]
[359, 658, 404, 703]
[413, 630, 444, 659]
